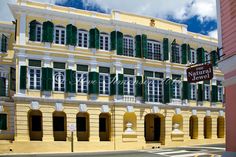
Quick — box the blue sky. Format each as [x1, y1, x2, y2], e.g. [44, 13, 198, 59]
[1, 0, 218, 38]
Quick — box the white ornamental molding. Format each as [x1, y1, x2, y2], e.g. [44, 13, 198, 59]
[79, 104, 87, 112]
[101, 105, 109, 113]
[192, 109, 197, 116]
[31, 101, 40, 110]
[0, 105, 4, 112]
[219, 110, 224, 117]
[127, 106, 134, 113]
[152, 106, 159, 113]
[55, 103, 64, 111]
[206, 110, 211, 116]
[175, 108, 181, 115]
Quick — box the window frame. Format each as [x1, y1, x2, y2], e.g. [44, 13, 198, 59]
[172, 80, 182, 99]
[172, 44, 181, 63]
[0, 34, 8, 53]
[190, 83, 197, 100]
[190, 49, 197, 64]
[205, 52, 210, 64]
[53, 69, 66, 92]
[204, 84, 210, 101]
[78, 29, 89, 48]
[123, 36, 135, 57]
[147, 40, 163, 61]
[124, 74, 135, 96]
[0, 113, 7, 130]
[218, 86, 224, 102]
[35, 24, 42, 42]
[77, 71, 88, 93]
[147, 77, 163, 103]
[54, 26, 66, 45]
[99, 33, 110, 51]
[99, 73, 110, 95]
[28, 67, 41, 90]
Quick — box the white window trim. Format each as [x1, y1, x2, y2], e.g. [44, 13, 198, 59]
[172, 44, 182, 63]
[99, 33, 110, 51]
[0, 34, 8, 53]
[77, 30, 89, 48]
[147, 40, 163, 60]
[172, 80, 182, 99]
[28, 67, 41, 90]
[77, 71, 88, 93]
[123, 36, 135, 57]
[218, 86, 224, 102]
[35, 24, 42, 42]
[204, 84, 210, 101]
[147, 77, 163, 103]
[190, 83, 197, 100]
[124, 74, 135, 96]
[190, 49, 197, 64]
[54, 27, 66, 45]
[53, 69, 66, 92]
[205, 52, 210, 64]
[99, 73, 110, 95]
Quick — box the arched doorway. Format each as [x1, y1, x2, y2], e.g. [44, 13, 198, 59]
[28, 110, 42, 141]
[77, 112, 89, 141]
[217, 116, 225, 138]
[144, 114, 164, 143]
[53, 111, 67, 141]
[189, 116, 198, 139]
[99, 113, 111, 141]
[204, 116, 212, 139]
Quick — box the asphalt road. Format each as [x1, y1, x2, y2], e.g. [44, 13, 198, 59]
[0, 144, 225, 157]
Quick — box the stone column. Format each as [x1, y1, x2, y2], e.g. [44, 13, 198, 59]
[164, 109, 174, 145]
[183, 111, 191, 140]
[211, 112, 218, 139]
[88, 108, 100, 142]
[42, 106, 54, 142]
[64, 107, 78, 142]
[197, 111, 205, 140]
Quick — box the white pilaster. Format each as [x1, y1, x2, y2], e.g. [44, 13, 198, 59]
[136, 62, 142, 103]
[166, 64, 171, 78]
[5, 78, 8, 97]
[19, 13, 26, 45]
[17, 50, 26, 95]
[114, 60, 123, 101]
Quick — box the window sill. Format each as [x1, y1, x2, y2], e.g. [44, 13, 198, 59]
[53, 91, 65, 94]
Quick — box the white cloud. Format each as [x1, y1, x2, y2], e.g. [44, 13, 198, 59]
[208, 29, 218, 39]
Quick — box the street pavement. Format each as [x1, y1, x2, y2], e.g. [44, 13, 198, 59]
[0, 144, 225, 157]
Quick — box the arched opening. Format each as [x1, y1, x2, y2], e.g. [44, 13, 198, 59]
[28, 110, 42, 141]
[99, 113, 111, 141]
[53, 111, 67, 141]
[123, 112, 137, 133]
[144, 114, 164, 143]
[189, 115, 198, 139]
[204, 116, 212, 139]
[172, 114, 183, 131]
[77, 112, 89, 141]
[217, 116, 225, 138]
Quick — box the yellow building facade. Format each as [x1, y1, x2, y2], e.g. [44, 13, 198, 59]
[0, 0, 225, 153]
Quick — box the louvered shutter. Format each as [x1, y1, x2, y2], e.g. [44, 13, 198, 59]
[163, 38, 169, 60]
[20, 66, 27, 90]
[29, 20, 37, 41]
[135, 35, 141, 58]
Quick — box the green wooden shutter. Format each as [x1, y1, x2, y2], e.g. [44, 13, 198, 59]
[197, 48, 205, 64]
[95, 28, 100, 49]
[110, 31, 116, 51]
[143, 76, 148, 102]
[0, 77, 6, 97]
[211, 50, 217, 66]
[1, 34, 7, 52]
[89, 28, 100, 49]
[41, 67, 47, 91]
[20, 66, 27, 90]
[181, 44, 187, 64]
[117, 31, 123, 55]
[211, 85, 218, 102]
[197, 84, 203, 101]
[135, 76, 142, 97]
[135, 35, 142, 58]
[66, 69, 76, 93]
[29, 20, 37, 41]
[182, 81, 189, 100]
[164, 78, 172, 103]
[0, 114, 7, 130]
[142, 34, 147, 58]
[71, 70, 76, 93]
[110, 74, 116, 96]
[88, 72, 99, 94]
[66, 24, 77, 46]
[47, 68, 53, 91]
[10, 68, 16, 91]
[118, 74, 124, 95]
[163, 38, 169, 60]
[42, 21, 54, 43]
[188, 45, 191, 63]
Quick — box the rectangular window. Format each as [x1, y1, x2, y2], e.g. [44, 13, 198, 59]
[78, 30, 88, 48]
[36, 24, 42, 42]
[0, 34, 8, 53]
[190, 49, 197, 64]
[205, 52, 210, 64]
[31, 115, 42, 131]
[190, 83, 197, 100]
[99, 73, 110, 95]
[54, 27, 66, 45]
[147, 78, 163, 103]
[124, 75, 135, 96]
[172, 44, 181, 63]
[172, 80, 181, 99]
[218, 86, 223, 102]
[77, 72, 88, 93]
[100, 33, 109, 51]
[0, 114, 7, 130]
[204, 85, 210, 101]
[123, 36, 134, 57]
[53, 117, 64, 131]
[54, 70, 65, 92]
[99, 118, 106, 132]
[147, 40, 162, 61]
[29, 68, 41, 90]
[77, 117, 86, 132]
[10, 68, 16, 91]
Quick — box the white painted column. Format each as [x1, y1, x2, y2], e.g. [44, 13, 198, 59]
[19, 13, 26, 45]
[136, 62, 142, 103]
[5, 77, 8, 97]
[114, 60, 123, 102]
[17, 50, 26, 95]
